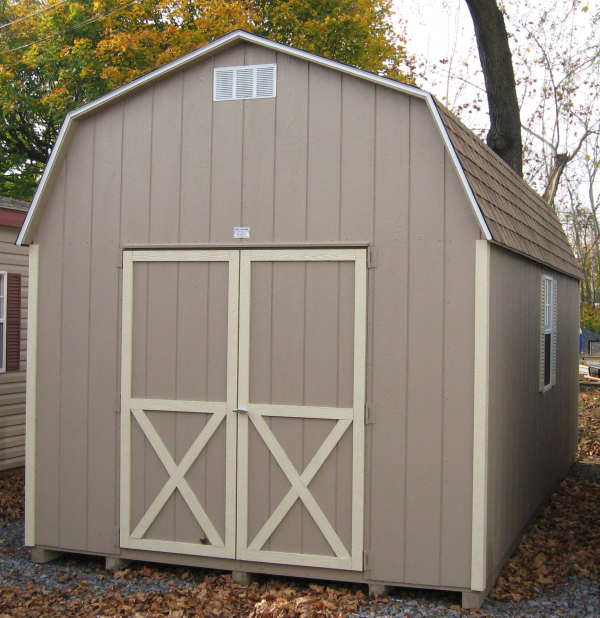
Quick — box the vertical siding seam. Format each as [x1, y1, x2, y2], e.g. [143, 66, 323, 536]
[241, 45, 247, 228]
[439, 151, 447, 585]
[116, 101, 125, 539]
[271, 56, 278, 242]
[301, 262, 308, 552]
[305, 64, 310, 241]
[85, 116, 97, 550]
[338, 76, 343, 241]
[177, 73, 185, 243]
[402, 98, 412, 578]
[173, 263, 180, 541]
[148, 87, 155, 242]
[208, 57, 215, 242]
[335, 262, 341, 529]
[58, 157, 68, 547]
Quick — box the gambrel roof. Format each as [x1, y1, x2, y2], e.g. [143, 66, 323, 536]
[437, 105, 581, 279]
[17, 30, 582, 279]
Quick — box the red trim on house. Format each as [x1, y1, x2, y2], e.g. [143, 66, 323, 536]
[0, 208, 27, 229]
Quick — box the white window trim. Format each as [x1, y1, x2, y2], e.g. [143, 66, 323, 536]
[0, 272, 6, 373]
[540, 275, 557, 392]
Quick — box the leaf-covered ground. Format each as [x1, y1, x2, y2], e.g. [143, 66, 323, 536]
[0, 391, 599, 617]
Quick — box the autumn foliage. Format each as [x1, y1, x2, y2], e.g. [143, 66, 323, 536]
[0, 0, 414, 200]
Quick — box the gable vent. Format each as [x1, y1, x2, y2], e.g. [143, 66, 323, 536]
[214, 64, 276, 101]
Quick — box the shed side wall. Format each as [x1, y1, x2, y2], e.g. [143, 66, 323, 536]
[0, 226, 28, 471]
[486, 244, 579, 580]
[33, 42, 479, 588]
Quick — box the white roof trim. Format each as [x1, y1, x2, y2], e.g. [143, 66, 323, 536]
[17, 29, 491, 245]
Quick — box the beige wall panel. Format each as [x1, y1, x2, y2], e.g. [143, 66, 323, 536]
[340, 76, 375, 241]
[439, 153, 479, 588]
[175, 263, 206, 401]
[404, 98, 445, 586]
[131, 262, 148, 399]
[304, 262, 346, 407]
[121, 87, 153, 245]
[145, 262, 177, 399]
[205, 263, 229, 403]
[273, 53, 308, 241]
[247, 262, 272, 404]
[487, 246, 579, 578]
[179, 60, 213, 244]
[210, 46, 245, 242]
[150, 74, 183, 244]
[59, 119, 95, 551]
[87, 102, 124, 553]
[368, 87, 410, 582]
[241, 44, 277, 241]
[269, 262, 306, 405]
[306, 65, 342, 241]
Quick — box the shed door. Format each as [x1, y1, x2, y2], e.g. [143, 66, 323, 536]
[120, 250, 239, 559]
[236, 249, 366, 571]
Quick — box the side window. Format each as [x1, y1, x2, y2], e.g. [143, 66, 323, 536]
[540, 275, 557, 391]
[0, 272, 21, 373]
[0, 272, 5, 371]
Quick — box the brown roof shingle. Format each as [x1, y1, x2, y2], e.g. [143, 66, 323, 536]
[436, 102, 582, 279]
[0, 196, 30, 213]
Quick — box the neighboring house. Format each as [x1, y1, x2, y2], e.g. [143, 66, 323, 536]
[0, 196, 29, 472]
[18, 31, 581, 609]
[581, 327, 600, 355]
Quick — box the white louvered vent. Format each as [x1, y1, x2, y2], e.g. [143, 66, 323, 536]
[214, 64, 277, 101]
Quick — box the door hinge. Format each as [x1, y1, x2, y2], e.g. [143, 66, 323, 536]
[367, 247, 378, 268]
[365, 403, 375, 425]
[114, 527, 121, 551]
[363, 549, 372, 572]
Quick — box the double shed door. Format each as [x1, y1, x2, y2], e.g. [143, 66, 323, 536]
[120, 248, 366, 571]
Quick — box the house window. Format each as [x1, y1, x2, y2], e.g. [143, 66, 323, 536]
[0, 272, 22, 373]
[541, 275, 557, 390]
[0, 273, 5, 371]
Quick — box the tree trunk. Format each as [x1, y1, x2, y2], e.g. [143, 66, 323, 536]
[464, 0, 523, 177]
[542, 153, 569, 207]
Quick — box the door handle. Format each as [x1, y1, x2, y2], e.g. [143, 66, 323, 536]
[233, 408, 248, 413]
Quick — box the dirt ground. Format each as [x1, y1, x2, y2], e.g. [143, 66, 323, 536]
[0, 391, 598, 617]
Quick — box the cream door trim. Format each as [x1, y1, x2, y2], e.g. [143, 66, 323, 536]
[25, 244, 40, 547]
[471, 240, 490, 591]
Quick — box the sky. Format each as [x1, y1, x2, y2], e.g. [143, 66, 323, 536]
[391, 0, 487, 132]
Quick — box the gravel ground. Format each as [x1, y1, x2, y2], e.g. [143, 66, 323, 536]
[1, 513, 599, 617]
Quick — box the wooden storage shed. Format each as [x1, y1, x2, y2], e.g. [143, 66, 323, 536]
[0, 196, 29, 472]
[18, 31, 582, 608]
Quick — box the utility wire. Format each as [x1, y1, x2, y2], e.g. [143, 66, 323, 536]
[0, 0, 69, 31]
[1, 0, 138, 53]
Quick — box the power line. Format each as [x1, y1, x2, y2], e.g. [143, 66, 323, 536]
[1, 0, 138, 53]
[0, 0, 69, 31]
